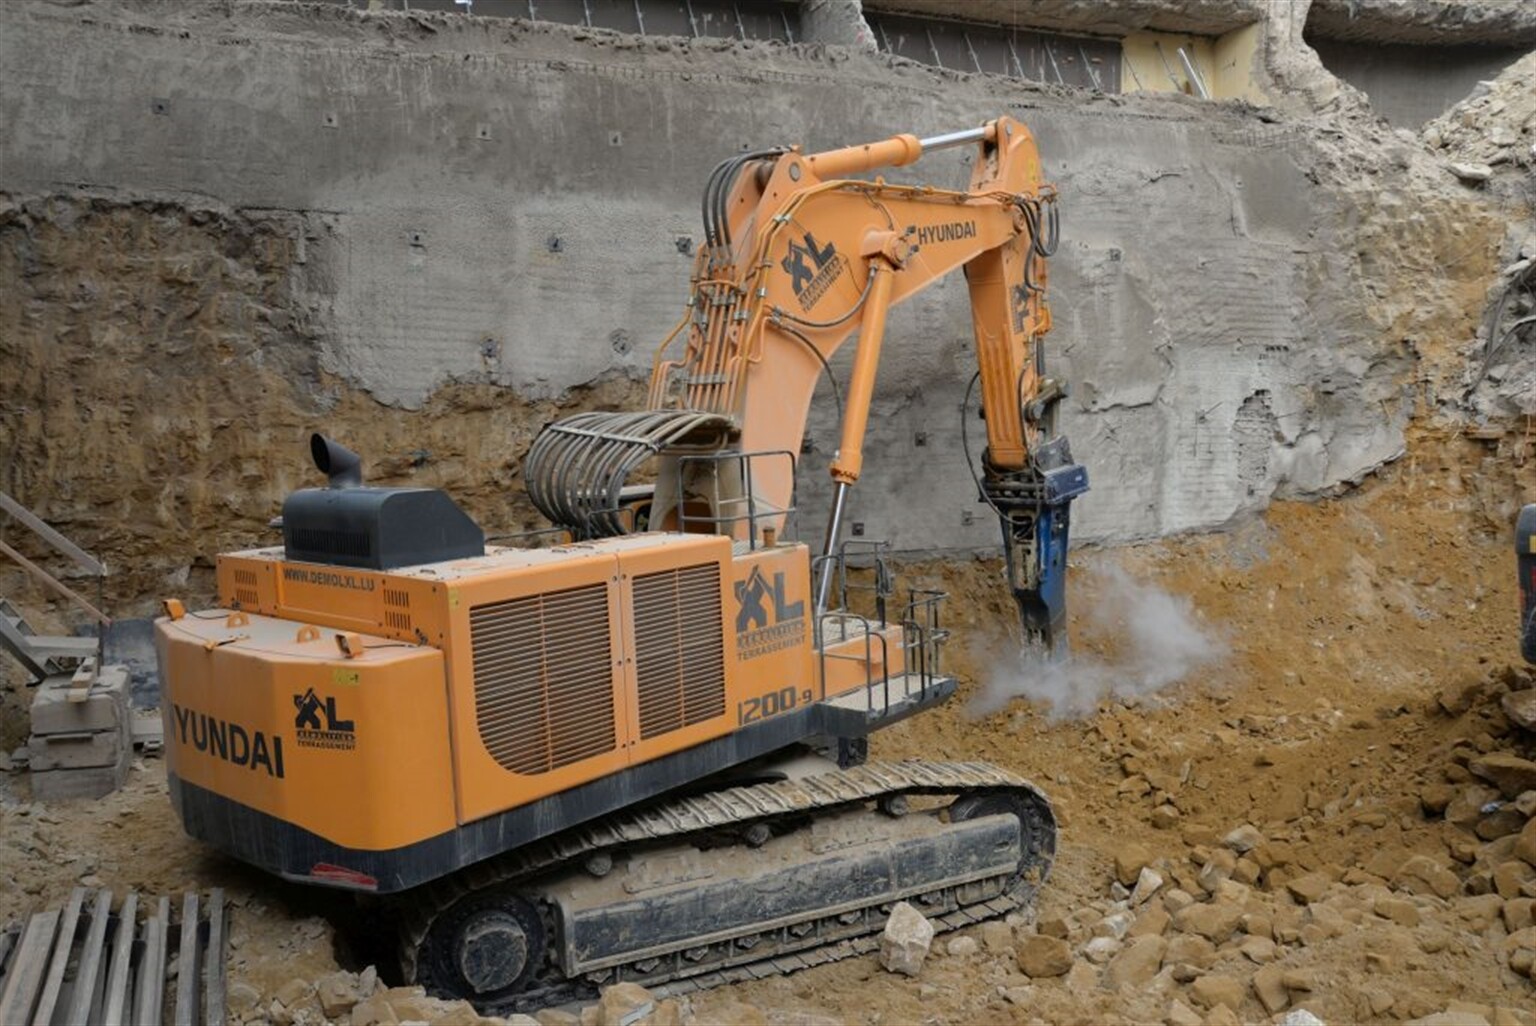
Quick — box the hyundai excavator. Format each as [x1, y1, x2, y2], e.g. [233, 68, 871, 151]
[154, 116, 1088, 1012]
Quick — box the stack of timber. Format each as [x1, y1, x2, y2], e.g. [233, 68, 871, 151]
[0, 887, 227, 1025]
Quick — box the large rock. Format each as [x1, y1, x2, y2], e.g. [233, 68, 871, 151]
[1375, 897, 1420, 927]
[1516, 817, 1536, 867]
[1446, 786, 1501, 829]
[1469, 754, 1536, 799]
[1252, 964, 1289, 1014]
[1503, 689, 1536, 731]
[1017, 934, 1074, 978]
[1164, 933, 1217, 969]
[1223, 825, 1264, 854]
[1131, 867, 1165, 906]
[1190, 974, 1245, 1012]
[1394, 856, 1461, 899]
[1103, 936, 1166, 989]
[1116, 844, 1153, 887]
[878, 902, 934, 976]
[1173, 901, 1243, 943]
[317, 971, 362, 1019]
[1285, 873, 1331, 905]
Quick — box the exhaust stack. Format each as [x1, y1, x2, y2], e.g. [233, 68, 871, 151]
[311, 434, 363, 489]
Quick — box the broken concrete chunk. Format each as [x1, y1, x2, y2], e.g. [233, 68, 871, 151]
[1131, 866, 1164, 906]
[878, 901, 934, 976]
[1449, 162, 1493, 182]
[1083, 936, 1121, 964]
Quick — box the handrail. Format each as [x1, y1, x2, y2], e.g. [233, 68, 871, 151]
[0, 540, 110, 626]
[0, 493, 105, 577]
[675, 449, 799, 548]
[0, 492, 110, 676]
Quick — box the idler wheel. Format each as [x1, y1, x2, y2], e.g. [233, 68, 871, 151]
[419, 887, 546, 1004]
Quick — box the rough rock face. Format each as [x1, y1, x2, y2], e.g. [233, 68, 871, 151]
[0, 193, 643, 617]
[1307, 0, 1536, 46]
[1423, 50, 1536, 174]
[0, 0, 1513, 602]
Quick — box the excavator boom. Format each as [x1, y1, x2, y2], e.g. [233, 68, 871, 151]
[527, 117, 1087, 648]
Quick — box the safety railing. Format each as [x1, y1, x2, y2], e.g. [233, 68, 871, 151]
[0, 491, 110, 677]
[812, 540, 949, 721]
[675, 449, 798, 549]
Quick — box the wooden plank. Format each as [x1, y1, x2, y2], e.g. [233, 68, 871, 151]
[132, 897, 170, 1026]
[172, 893, 199, 1026]
[0, 925, 19, 983]
[64, 889, 112, 1026]
[0, 910, 60, 1024]
[202, 890, 226, 1026]
[99, 892, 136, 1026]
[30, 886, 85, 1026]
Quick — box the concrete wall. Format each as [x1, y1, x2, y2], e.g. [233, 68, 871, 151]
[0, 1, 1497, 580]
[1310, 36, 1528, 127]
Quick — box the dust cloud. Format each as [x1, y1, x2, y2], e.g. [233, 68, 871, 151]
[972, 566, 1226, 720]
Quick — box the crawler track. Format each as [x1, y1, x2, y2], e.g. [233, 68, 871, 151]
[396, 761, 1055, 1014]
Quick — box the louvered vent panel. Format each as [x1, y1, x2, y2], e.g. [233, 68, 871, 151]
[471, 583, 615, 775]
[383, 587, 412, 632]
[633, 564, 725, 739]
[233, 569, 259, 609]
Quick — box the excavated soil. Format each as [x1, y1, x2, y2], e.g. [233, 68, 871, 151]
[4, 425, 1535, 1025]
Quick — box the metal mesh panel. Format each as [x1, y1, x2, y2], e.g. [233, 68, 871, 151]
[633, 564, 725, 739]
[471, 583, 615, 774]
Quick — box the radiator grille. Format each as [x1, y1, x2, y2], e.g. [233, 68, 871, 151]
[470, 583, 615, 775]
[633, 564, 726, 739]
[288, 526, 371, 559]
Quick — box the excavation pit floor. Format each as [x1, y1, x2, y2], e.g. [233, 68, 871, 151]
[2, 454, 1535, 1025]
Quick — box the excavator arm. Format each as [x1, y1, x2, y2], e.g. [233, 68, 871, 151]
[527, 117, 1087, 649]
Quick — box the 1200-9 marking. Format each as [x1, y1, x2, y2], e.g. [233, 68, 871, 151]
[738, 686, 813, 725]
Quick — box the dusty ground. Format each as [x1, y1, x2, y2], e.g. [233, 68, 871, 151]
[4, 425, 1536, 1025]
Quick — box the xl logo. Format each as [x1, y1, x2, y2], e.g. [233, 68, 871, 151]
[735, 567, 805, 633]
[293, 688, 357, 750]
[1012, 283, 1030, 333]
[781, 233, 837, 295]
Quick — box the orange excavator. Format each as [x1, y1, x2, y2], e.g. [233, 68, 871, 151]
[154, 116, 1087, 1012]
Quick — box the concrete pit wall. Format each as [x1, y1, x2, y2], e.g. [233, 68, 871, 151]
[0, 1, 1506, 608]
